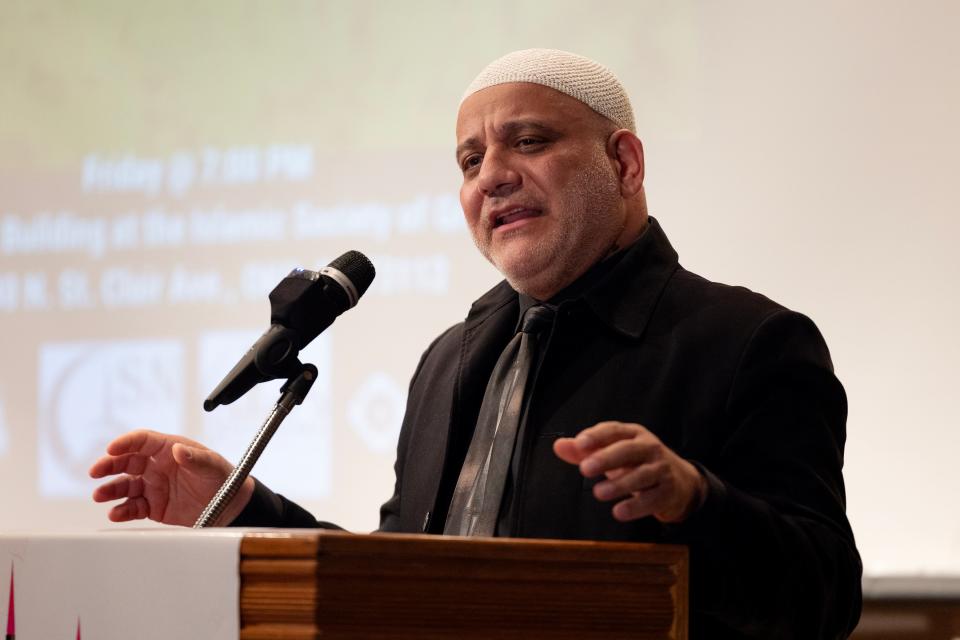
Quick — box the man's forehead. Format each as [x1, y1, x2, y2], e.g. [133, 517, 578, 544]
[456, 82, 600, 138]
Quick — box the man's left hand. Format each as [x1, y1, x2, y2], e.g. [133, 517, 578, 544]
[553, 421, 707, 523]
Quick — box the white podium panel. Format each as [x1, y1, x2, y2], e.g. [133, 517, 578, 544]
[0, 529, 242, 639]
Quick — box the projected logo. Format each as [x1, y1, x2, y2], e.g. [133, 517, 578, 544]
[198, 330, 332, 499]
[348, 372, 405, 453]
[38, 340, 183, 497]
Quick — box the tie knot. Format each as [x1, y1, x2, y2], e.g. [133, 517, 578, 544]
[520, 304, 555, 334]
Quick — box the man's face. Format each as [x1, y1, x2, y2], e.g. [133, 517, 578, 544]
[456, 82, 627, 299]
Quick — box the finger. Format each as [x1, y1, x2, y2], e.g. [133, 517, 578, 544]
[603, 467, 630, 480]
[89, 452, 148, 479]
[611, 484, 671, 522]
[88, 455, 112, 478]
[580, 438, 660, 477]
[593, 462, 667, 501]
[553, 437, 589, 465]
[574, 421, 648, 451]
[105, 429, 168, 457]
[108, 496, 150, 522]
[92, 474, 143, 503]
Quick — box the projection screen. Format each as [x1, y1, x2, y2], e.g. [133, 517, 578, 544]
[1, 1, 958, 580]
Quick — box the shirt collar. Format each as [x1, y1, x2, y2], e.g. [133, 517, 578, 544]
[578, 216, 680, 339]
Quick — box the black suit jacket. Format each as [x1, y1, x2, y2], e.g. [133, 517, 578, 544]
[235, 218, 862, 638]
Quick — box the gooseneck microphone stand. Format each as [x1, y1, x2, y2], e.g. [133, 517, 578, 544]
[193, 363, 318, 528]
[193, 252, 375, 528]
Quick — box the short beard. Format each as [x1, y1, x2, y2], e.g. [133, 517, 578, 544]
[476, 145, 624, 299]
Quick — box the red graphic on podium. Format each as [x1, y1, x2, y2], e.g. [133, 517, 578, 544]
[4, 562, 83, 639]
[5, 564, 13, 640]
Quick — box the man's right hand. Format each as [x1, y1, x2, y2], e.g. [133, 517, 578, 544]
[88, 429, 254, 527]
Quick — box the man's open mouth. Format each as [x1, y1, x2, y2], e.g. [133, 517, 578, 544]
[493, 207, 542, 228]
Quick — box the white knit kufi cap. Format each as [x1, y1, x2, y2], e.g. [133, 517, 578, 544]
[462, 48, 635, 133]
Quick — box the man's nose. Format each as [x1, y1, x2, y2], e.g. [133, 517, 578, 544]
[477, 148, 521, 198]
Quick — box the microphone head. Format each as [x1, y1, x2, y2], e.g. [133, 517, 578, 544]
[270, 251, 375, 345]
[329, 250, 375, 298]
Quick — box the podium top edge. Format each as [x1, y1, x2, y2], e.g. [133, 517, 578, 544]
[239, 529, 690, 564]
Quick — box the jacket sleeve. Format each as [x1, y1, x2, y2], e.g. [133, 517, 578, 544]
[228, 477, 343, 528]
[670, 309, 862, 638]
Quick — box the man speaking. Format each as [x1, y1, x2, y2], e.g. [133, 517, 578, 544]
[90, 49, 862, 637]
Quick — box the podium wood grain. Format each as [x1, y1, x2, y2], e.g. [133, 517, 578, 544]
[240, 531, 688, 639]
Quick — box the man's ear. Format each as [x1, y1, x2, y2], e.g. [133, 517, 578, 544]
[606, 130, 645, 198]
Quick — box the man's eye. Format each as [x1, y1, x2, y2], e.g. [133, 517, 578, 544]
[516, 137, 545, 150]
[461, 155, 482, 171]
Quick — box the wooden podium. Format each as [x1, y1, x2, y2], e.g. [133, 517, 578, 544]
[240, 531, 688, 639]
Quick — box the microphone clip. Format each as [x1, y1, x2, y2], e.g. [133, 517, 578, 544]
[252, 324, 305, 380]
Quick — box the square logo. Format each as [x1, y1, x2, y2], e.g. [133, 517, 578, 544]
[37, 340, 184, 497]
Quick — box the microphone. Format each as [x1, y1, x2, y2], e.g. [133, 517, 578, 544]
[203, 250, 375, 412]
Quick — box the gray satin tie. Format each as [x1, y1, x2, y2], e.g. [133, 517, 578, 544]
[444, 304, 554, 537]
